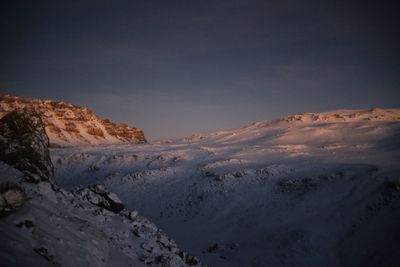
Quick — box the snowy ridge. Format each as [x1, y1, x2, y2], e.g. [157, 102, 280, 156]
[53, 107, 400, 267]
[184, 108, 400, 143]
[0, 94, 146, 147]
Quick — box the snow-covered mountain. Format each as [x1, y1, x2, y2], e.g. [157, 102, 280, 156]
[0, 107, 202, 266]
[0, 94, 146, 147]
[1, 98, 399, 267]
[52, 108, 400, 267]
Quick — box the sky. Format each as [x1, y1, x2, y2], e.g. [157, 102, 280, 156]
[1, 0, 400, 140]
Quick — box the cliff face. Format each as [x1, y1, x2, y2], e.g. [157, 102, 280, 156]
[0, 94, 146, 147]
[0, 108, 54, 183]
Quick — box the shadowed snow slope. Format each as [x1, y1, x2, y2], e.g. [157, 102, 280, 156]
[53, 108, 400, 267]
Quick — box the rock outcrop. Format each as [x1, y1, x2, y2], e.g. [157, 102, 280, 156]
[0, 108, 54, 183]
[72, 184, 125, 213]
[0, 182, 26, 217]
[0, 94, 146, 147]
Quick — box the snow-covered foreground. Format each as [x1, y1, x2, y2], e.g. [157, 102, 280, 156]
[0, 162, 202, 267]
[53, 109, 400, 267]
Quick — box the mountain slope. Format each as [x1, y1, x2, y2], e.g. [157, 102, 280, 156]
[0, 94, 146, 147]
[0, 107, 201, 267]
[53, 108, 400, 267]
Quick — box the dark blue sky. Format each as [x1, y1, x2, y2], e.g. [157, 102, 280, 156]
[1, 0, 399, 140]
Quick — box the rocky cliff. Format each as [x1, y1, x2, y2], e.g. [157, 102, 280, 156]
[0, 94, 146, 147]
[0, 108, 54, 183]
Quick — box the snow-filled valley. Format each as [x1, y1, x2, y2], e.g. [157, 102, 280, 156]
[52, 108, 400, 267]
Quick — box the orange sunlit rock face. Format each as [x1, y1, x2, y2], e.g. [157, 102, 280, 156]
[0, 94, 146, 146]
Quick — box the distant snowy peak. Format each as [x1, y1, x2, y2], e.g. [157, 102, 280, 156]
[0, 94, 146, 147]
[184, 108, 400, 142]
[279, 108, 400, 124]
[243, 108, 400, 130]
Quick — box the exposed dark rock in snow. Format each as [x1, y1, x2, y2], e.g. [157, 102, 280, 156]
[121, 209, 139, 220]
[277, 176, 319, 196]
[0, 108, 54, 183]
[15, 219, 34, 229]
[33, 247, 60, 266]
[72, 184, 125, 213]
[206, 243, 220, 253]
[0, 182, 26, 217]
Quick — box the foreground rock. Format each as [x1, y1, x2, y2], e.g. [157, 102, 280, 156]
[72, 184, 125, 213]
[0, 182, 26, 217]
[0, 108, 54, 183]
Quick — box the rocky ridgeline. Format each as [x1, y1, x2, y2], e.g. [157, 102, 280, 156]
[279, 108, 400, 123]
[0, 104, 202, 266]
[0, 94, 146, 147]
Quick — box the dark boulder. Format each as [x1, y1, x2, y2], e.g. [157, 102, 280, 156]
[73, 184, 125, 213]
[0, 182, 26, 217]
[0, 109, 54, 183]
